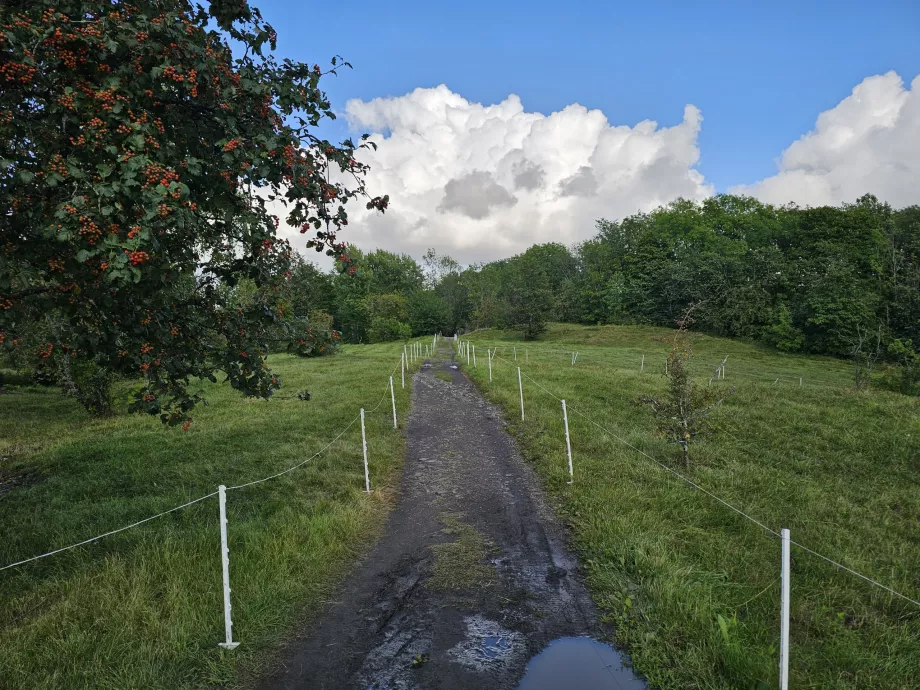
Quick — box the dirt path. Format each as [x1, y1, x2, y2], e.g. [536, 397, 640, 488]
[257, 347, 632, 689]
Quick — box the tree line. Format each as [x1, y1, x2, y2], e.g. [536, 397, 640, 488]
[305, 193, 919, 391]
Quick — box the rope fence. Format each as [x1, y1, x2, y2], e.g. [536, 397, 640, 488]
[472, 340, 850, 389]
[0, 335, 441, 649]
[456, 336, 919, 690]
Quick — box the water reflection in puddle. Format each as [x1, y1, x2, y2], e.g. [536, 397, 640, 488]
[515, 637, 646, 690]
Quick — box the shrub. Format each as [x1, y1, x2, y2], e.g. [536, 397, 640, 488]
[368, 317, 412, 343]
[288, 310, 341, 358]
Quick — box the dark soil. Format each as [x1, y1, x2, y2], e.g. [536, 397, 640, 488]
[256, 347, 620, 689]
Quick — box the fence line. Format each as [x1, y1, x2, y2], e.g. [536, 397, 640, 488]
[478, 342, 849, 388]
[488, 352, 920, 610]
[0, 350, 412, 573]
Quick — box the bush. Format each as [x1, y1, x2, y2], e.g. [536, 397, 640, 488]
[877, 339, 920, 395]
[761, 304, 803, 352]
[368, 317, 412, 343]
[288, 310, 341, 358]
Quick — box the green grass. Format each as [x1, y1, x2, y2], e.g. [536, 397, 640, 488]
[462, 324, 920, 689]
[0, 342, 424, 690]
[428, 513, 496, 592]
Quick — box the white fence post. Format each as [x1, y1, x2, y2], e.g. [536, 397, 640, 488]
[360, 408, 371, 492]
[473, 344, 477, 368]
[562, 400, 573, 484]
[641, 354, 645, 372]
[488, 349, 492, 382]
[780, 528, 790, 690]
[514, 346, 517, 361]
[401, 352, 406, 389]
[217, 485, 239, 650]
[518, 367, 524, 420]
[467, 343, 470, 367]
[390, 376, 397, 429]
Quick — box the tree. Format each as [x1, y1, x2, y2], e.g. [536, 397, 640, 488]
[0, 0, 387, 424]
[640, 311, 734, 468]
[407, 290, 449, 336]
[501, 249, 553, 340]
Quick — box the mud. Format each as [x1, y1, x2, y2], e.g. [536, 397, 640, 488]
[256, 346, 643, 689]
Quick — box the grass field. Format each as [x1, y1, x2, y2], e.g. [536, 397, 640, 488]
[462, 324, 920, 689]
[0, 343, 422, 690]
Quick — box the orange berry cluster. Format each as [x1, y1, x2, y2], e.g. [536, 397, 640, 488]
[142, 163, 179, 190]
[223, 138, 241, 152]
[48, 258, 64, 272]
[77, 215, 102, 245]
[37, 343, 54, 359]
[129, 251, 150, 265]
[49, 154, 68, 177]
[0, 61, 37, 84]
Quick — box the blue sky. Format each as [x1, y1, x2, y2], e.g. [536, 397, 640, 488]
[254, 0, 919, 192]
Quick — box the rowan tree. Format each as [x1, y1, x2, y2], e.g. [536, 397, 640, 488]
[0, 0, 387, 424]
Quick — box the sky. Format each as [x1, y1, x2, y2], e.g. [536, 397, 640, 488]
[254, 0, 920, 265]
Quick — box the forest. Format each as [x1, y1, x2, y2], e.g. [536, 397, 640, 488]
[288, 193, 920, 387]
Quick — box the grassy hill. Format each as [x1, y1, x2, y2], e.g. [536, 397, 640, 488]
[0, 345, 416, 689]
[463, 323, 920, 689]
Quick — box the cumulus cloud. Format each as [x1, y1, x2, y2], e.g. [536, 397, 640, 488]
[437, 171, 517, 219]
[282, 85, 711, 265]
[732, 72, 920, 207]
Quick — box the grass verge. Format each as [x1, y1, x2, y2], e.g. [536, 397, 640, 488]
[462, 324, 920, 689]
[0, 342, 422, 690]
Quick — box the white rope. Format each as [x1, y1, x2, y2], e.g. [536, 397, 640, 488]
[1, 354, 406, 572]
[0, 492, 218, 572]
[226, 414, 361, 491]
[476, 341, 845, 387]
[495, 354, 920, 609]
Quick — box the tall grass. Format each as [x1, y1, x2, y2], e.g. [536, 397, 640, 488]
[0, 343, 420, 689]
[465, 324, 920, 689]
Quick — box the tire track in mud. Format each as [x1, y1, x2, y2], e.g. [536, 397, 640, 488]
[256, 346, 617, 689]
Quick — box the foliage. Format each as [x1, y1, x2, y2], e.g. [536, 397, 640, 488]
[407, 290, 449, 336]
[0, 0, 387, 424]
[287, 309, 340, 358]
[877, 338, 920, 395]
[367, 316, 411, 343]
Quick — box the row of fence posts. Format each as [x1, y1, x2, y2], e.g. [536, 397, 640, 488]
[216, 335, 439, 649]
[456, 336, 792, 690]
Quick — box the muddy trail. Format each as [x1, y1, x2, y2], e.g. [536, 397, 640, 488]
[257, 346, 645, 690]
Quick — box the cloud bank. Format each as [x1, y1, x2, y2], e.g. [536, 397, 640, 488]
[732, 72, 920, 208]
[323, 85, 710, 265]
[277, 73, 919, 266]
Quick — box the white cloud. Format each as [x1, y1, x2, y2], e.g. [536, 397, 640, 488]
[282, 84, 711, 265]
[275, 72, 920, 268]
[732, 72, 920, 207]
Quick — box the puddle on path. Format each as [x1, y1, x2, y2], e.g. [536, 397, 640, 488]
[515, 637, 646, 690]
